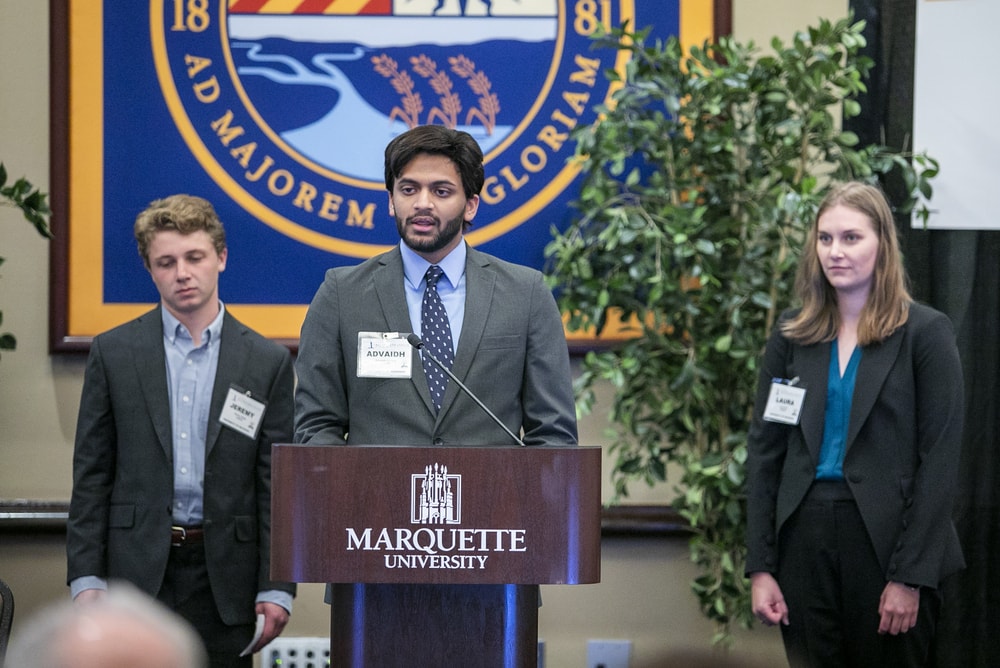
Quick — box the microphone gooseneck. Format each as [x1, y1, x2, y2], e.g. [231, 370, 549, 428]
[407, 334, 526, 447]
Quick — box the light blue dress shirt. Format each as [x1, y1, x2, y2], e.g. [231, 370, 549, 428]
[163, 304, 224, 525]
[400, 240, 467, 354]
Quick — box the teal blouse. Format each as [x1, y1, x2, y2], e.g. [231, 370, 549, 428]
[815, 341, 862, 480]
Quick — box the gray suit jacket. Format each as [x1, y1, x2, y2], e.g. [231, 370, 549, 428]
[294, 244, 577, 447]
[745, 302, 965, 588]
[67, 307, 296, 625]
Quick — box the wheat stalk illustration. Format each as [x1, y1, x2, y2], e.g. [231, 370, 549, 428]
[450, 55, 499, 136]
[371, 53, 423, 128]
[410, 55, 461, 128]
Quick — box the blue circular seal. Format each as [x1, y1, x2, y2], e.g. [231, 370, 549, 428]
[151, 0, 633, 261]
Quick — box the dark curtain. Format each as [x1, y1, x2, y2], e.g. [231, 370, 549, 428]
[846, 1, 1000, 665]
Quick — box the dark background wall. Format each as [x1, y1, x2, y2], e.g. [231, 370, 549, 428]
[847, 1, 1000, 665]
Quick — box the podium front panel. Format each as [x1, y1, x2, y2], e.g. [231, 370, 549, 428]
[271, 444, 601, 585]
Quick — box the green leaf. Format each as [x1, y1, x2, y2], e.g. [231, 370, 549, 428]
[714, 334, 732, 353]
[545, 13, 936, 645]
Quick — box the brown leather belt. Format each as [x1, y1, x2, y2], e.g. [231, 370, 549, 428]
[170, 525, 205, 547]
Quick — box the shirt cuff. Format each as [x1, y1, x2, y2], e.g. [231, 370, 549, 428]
[70, 576, 108, 600]
[256, 589, 294, 615]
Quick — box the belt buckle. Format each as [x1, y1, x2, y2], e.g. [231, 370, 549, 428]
[171, 525, 186, 547]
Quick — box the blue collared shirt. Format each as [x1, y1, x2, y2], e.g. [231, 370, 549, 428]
[162, 304, 224, 525]
[816, 341, 862, 480]
[400, 241, 467, 353]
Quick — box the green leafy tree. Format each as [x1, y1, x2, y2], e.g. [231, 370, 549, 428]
[545, 16, 936, 645]
[1, 162, 53, 359]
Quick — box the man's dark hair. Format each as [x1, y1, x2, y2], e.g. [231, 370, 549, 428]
[384, 125, 485, 199]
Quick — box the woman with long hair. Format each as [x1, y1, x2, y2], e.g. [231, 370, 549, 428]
[745, 182, 965, 667]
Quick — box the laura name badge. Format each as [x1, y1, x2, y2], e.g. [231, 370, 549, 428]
[219, 386, 267, 439]
[762, 380, 806, 425]
[357, 332, 413, 378]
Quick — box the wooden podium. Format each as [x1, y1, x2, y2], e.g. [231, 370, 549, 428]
[271, 444, 602, 668]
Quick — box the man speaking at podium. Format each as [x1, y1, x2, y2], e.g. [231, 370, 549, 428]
[294, 124, 578, 450]
[293, 125, 580, 665]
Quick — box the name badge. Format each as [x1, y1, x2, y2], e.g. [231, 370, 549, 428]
[762, 378, 806, 425]
[219, 385, 267, 439]
[357, 332, 413, 378]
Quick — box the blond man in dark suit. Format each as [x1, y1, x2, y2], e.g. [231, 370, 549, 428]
[67, 195, 296, 667]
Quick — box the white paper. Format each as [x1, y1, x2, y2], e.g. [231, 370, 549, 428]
[239, 613, 266, 657]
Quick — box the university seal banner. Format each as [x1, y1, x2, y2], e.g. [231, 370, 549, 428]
[54, 0, 720, 345]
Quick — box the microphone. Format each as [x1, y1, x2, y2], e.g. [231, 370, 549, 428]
[406, 333, 526, 447]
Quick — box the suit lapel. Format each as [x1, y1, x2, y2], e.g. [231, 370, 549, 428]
[846, 326, 905, 453]
[435, 247, 492, 419]
[373, 248, 414, 333]
[794, 342, 832, 463]
[452, 247, 491, 380]
[133, 307, 173, 461]
[206, 312, 250, 455]
[373, 249, 436, 413]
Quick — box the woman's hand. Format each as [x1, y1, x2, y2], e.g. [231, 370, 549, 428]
[878, 581, 920, 635]
[750, 571, 790, 627]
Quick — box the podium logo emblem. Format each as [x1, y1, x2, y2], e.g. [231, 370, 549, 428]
[412, 463, 461, 525]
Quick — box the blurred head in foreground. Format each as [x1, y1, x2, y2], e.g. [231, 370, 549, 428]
[6, 583, 207, 668]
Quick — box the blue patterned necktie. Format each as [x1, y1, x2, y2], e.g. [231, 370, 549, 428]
[420, 265, 454, 412]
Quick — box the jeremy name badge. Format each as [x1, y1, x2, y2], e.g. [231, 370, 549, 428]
[219, 385, 267, 439]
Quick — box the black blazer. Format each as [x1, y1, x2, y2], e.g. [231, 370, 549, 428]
[67, 307, 296, 624]
[745, 302, 965, 588]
